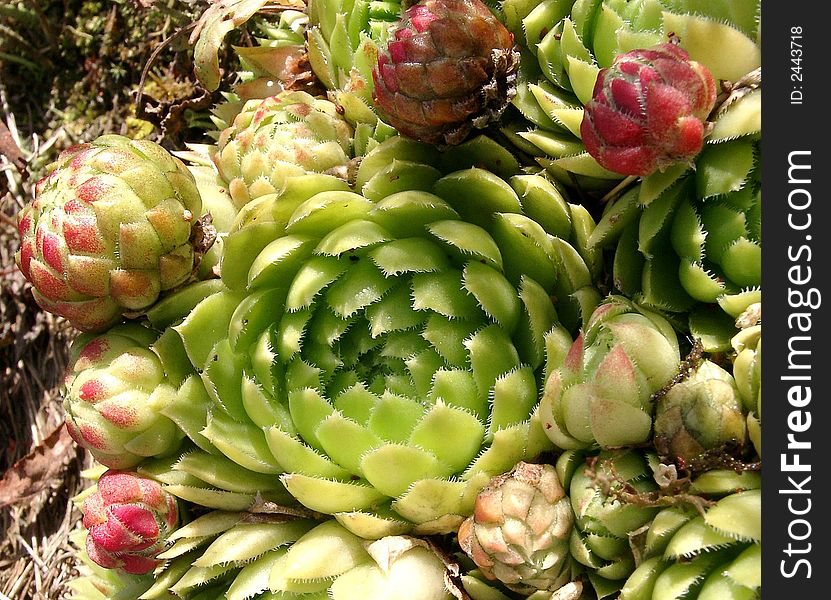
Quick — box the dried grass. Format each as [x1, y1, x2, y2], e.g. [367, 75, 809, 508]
[1, 120, 91, 599]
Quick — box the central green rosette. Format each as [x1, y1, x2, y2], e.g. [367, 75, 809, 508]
[172, 141, 602, 537]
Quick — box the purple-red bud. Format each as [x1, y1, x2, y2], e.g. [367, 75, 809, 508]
[82, 470, 178, 574]
[581, 43, 717, 176]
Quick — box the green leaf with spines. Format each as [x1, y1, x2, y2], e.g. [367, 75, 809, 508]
[639, 240, 696, 312]
[704, 489, 761, 542]
[248, 235, 316, 290]
[306, 27, 336, 90]
[229, 287, 288, 353]
[650, 551, 724, 600]
[488, 366, 538, 435]
[264, 426, 351, 479]
[463, 261, 522, 333]
[369, 190, 459, 238]
[709, 89, 762, 142]
[427, 220, 503, 270]
[688, 304, 740, 352]
[661, 12, 760, 82]
[489, 212, 558, 289]
[225, 549, 285, 600]
[664, 516, 741, 560]
[325, 258, 395, 318]
[677, 260, 728, 304]
[200, 338, 248, 421]
[439, 135, 521, 179]
[360, 444, 452, 498]
[315, 412, 383, 475]
[163, 484, 260, 511]
[432, 168, 524, 230]
[723, 543, 762, 589]
[638, 181, 688, 258]
[659, 0, 761, 39]
[613, 220, 645, 298]
[720, 238, 761, 288]
[287, 191, 374, 236]
[519, 129, 584, 159]
[462, 424, 529, 479]
[618, 556, 668, 600]
[174, 289, 246, 368]
[408, 402, 485, 472]
[355, 137, 438, 190]
[314, 219, 391, 256]
[522, 0, 577, 56]
[391, 478, 468, 526]
[360, 160, 443, 202]
[284, 255, 348, 311]
[280, 473, 388, 512]
[174, 450, 284, 495]
[591, 4, 626, 68]
[203, 409, 283, 474]
[510, 174, 573, 240]
[194, 521, 315, 568]
[160, 375, 216, 454]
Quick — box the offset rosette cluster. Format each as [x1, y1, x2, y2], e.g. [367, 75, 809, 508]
[15, 134, 202, 332]
[63, 323, 185, 469]
[128, 513, 454, 599]
[458, 462, 578, 595]
[620, 470, 761, 600]
[372, 0, 520, 145]
[580, 43, 717, 176]
[502, 0, 761, 195]
[591, 134, 761, 350]
[167, 134, 606, 537]
[81, 470, 179, 575]
[653, 360, 747, 463]
[539, 296, 681, 450]
[213, 91, 356, 208]
[558, 449, 661, 599]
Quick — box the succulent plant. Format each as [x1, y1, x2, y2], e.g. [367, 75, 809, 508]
[67, 529, 155, 600]
[80, 470, 179, 575]
[580, 42, 716, 176]
[15, 135, 204, 332]
[590, 130, 761, 352]
[458, 461, 578, 595]
[619, 470, 761, 600]
[372, 0, 521, 145]
[135, 512, 455, 600]
[538, 295, 681, 450]
[653, 359, 747, 463]
[46, 1, 767, 598]
[63, 323, 190, 469]
[501, 0, 761, 194]
[161, 133, 608, 537]
[557, 449, 661, 599]
[212, 91, 358, 208]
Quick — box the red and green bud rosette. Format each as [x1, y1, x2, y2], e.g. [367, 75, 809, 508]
[372, 0, 520, 145]
[81, 470, 179, 575]
[63, 323, 184, 469]
[580, 42, 717, 177]
[15, 134, 203, 332]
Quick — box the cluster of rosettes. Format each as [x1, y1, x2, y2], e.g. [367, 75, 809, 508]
[15, 1, 764, 598]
